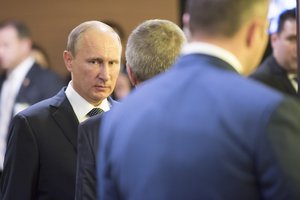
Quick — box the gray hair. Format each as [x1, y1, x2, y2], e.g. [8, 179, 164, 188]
[126, 19, 186, 82]
[66, 20, 121, 56]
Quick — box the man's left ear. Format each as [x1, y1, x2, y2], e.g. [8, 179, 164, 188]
[246, 22, 257, 47]
[126, 64, 138, 86]
[246, 19, 267, 48]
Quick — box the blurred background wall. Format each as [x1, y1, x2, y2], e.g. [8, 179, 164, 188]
[0, 0, 180, 79]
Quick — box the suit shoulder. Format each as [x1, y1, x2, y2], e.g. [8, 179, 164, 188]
[15, 94, 58, 117]
[275, 96, 300, 115]
[250, 62, 272, 79]
[30, 64, 64, 83]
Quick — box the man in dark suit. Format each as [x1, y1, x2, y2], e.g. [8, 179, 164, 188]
[250, 8, 298, 97]
[0, 20, 64, 176]
[0, 21, 122, 200]
[98, 0, 300, 199]
[75, 19, 186, 200]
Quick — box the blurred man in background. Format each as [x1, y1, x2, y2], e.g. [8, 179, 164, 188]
[0, 20, 64, 177]
[250, 8, 298, 97]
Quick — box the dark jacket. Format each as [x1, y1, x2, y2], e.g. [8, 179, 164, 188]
[250, 55, 298, 98]
[0, 88, 79, 200]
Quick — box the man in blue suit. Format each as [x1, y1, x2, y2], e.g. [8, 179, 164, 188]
[98, 0, 300, 199]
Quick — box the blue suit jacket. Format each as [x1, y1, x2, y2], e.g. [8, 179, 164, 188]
[98, 54, 300, 200]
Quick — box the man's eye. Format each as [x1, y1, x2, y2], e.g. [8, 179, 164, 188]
[287, 36, 297, 43]
[89, 60, 103, 65]
[109, 61, 118, 65]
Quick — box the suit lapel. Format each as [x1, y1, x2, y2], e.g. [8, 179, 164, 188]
[16, 63, 38, 102]
[270, 57, 297, 95]
[108, 96, 119, 106]
[49, 90, 117, 152]
[50, 88, 79, 152]
[0, 72, 6, 91]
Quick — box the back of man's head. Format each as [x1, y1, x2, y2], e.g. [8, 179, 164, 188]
[125, 19, 186, 83]
[187, 0, 268, 37]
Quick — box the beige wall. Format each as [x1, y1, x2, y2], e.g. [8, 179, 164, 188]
[1, 0, 180, 79]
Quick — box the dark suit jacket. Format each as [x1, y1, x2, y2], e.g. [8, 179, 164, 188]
[250, 55, 298, 98]
[0, 88, 79, 200]
[75, 98, 117, 200]
[0, 62, 65, 117]
[99, 54, 300, 200]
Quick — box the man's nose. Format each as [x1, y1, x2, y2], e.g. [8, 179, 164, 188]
[98, 63, 109, 81]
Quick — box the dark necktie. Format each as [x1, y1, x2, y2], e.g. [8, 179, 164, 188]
[86, 108, 104, 117]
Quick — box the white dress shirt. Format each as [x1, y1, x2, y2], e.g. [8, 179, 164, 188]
[288, 73, 298, 92]
[181, 42, 243, 74]
[65, 81, 111, 123]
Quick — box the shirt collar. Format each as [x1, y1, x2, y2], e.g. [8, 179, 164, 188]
[287, 73, 298, 91]
[7, 56, 34, 80]
[181, 42, 243, 74]
[65, 81, 111, 122]
[287, 73, 297, 79]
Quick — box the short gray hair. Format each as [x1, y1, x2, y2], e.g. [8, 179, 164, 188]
[66, 20, 121, 56]
[126, 19, 186, 82]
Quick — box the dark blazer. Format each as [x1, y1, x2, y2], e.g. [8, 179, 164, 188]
[0, 88, 79, 200]
[250, 55, 298, 98]
[0, 62, 65, 116]
[98, 54, 300, 200]
[75, 98, 117, 200]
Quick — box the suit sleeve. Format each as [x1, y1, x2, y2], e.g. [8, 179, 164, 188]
[0, 114, 39, 200]
[267, 97, 300, 199]
[75, 123, 97, 200]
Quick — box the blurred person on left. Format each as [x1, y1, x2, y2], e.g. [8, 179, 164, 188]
[0, 20, 64, 177]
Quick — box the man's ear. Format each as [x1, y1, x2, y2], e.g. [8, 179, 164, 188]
[63, 50, 73, 72]
[246, 22, 257, 48]
[126, 64, 138, 86]
[270, 33, 278, 49]
[246, 19, 268, 48]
